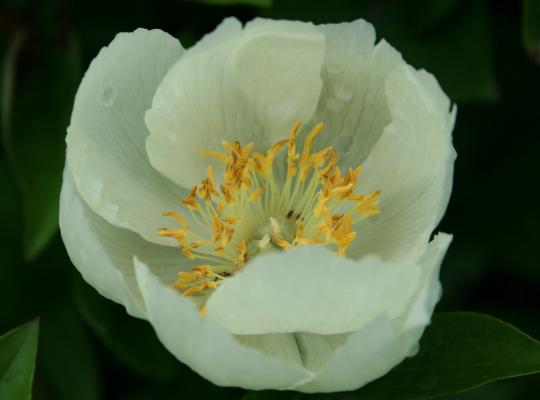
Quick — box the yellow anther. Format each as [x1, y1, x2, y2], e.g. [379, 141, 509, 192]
[182, 280, 218, 296]
[287, 122, 301, 178]
[162, 121, 382, 301]
[161, 212, 189, 229]
[182, 186, 201, 210]
[313, 194, 329, 217]
[330, 214, 356, 256]
[235, 240, 248, 267]
[157, 228, 187, 246]
[201, 150, 228, 163]
[300, 123, 325, 178]
[175, 265, 214, 288]
[221, 215, 240, 225]
[305, 123, 325, 148]
[249, 188, 265, 202]
[221, 140, 234, 154]
[292, 220, 306, 246]
[221, 227, 234, 246]
[268, 139, 288, 155]
[181, 240, 204, 259]
[271, 230, 291, 249]
[353, 190, 382, 217]
[319, 148, 337, 177]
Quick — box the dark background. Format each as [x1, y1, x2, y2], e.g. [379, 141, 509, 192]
[0, 0, 539, 399]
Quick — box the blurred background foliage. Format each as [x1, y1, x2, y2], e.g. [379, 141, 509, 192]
[0, 0, 539, 399]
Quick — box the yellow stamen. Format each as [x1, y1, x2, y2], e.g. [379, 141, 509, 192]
[182, 187, 201, 210]
[272, 230, 291, 249]
[249, 188, 265, 201]
[160, 121, 382, 303]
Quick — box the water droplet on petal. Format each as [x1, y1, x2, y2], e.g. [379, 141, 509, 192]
[100, 87, 117, 106]
[326, 97, 344, 112]
[334, 82, 354, 101]
[326, 61, 342, 75]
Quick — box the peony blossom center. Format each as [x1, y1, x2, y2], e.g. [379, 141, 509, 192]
[157, 122, 381, 305]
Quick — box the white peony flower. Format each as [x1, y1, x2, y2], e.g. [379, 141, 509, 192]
[60, 17, 456, 393]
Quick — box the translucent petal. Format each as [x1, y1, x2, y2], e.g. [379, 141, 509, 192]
[134, 259, 312, 390]
[205, 245, 421, 335]
[66, 28, 188, 246]
[296, 234, 452, 393]
[145, 18, 325, 188]
[308, 20, 404, 165]
[349, 65, 456, 263]
[60, 168, 190, 318]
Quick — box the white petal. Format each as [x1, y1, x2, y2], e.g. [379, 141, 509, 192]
[400, 233, 452, 344]
[134, 258, 312, 390]
[309, 20, 404, 165]
[349, 65, 456, 263]
[66, 28, 189, 246]
[236, 332, 349, 372]
[295, 315, 403, 393]
[60, 168, 189, 318]
[145, 18, 325, 188]
[296, 233, 452, 393]
[205, 245, 421, 335]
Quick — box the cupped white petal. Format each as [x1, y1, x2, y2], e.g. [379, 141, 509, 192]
[60, 168, 190, 318]
[349, 65, 456, 263]
[237, 332, 349, 374]
[296, 315, 403, 393]
[205, 245, 421, 335]
[134, 258, 312, 390]
[66, 28, 190, 246]
[296, 233, 452, 393]
[399, 233, 452, 346]
[308, 20, 404, 165]
[145, 18, 325, 188]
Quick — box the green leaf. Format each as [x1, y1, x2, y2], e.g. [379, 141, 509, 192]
[523, 0, 540, 63]
[39, 303, 102, 400]
[244, 313, 540, 400]
[72, 276, 184, 381]
[339, 313, 540, 399]
[0, 320, 39, 400]
[191, 0, 272, 6]
[1, 34, 80, 260]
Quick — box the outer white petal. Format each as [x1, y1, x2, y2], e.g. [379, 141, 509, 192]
[145, 18, 325, 188]
[349, 65, 456, 263]
[205, 245, 421, 335]
[134, 258, 312, 390]
[295, 233, 452, 393]
[309, 20, 404, 165]
[66, 28, 189, 246]
[399, 233, 453, 347]
[60, 168, 189, 318]
[237, 332, 350, 373]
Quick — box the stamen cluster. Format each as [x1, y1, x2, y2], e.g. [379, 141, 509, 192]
[158, 122, 381, 300]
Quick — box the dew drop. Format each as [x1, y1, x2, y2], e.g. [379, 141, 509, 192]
[326, 97, 344, 113]
[326, 61, 342, 75]
[334, 83, 354, 101]
[100, 87, 117, 106]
